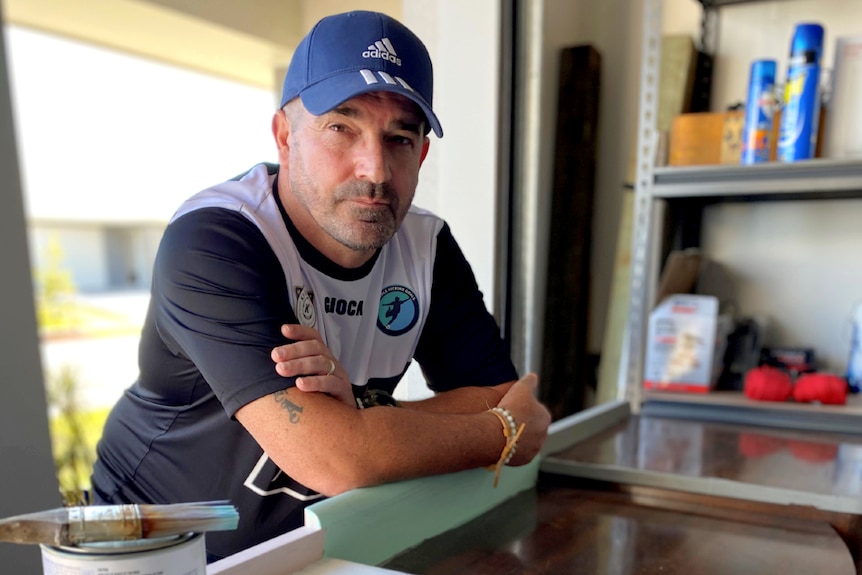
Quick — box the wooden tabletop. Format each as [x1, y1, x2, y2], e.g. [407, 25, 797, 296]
[383, 412, 862, 574]
[381, 479, 856, 574]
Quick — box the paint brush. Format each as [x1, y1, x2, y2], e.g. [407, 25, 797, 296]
[0, 501, 238, 546]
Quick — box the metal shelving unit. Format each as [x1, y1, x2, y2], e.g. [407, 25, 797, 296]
[653, 158, 862, 200]
[619, 0, 862, 430]
[620, 0, 667, 409]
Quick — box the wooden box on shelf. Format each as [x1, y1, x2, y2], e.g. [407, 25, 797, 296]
[668, 107, 828, 167]
[669, 111, 744, 166]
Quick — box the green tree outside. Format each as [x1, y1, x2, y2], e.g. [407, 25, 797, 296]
[33, 236, 107, 504]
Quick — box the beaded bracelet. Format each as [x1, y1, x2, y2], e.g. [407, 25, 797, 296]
[486, 407, 525, 487]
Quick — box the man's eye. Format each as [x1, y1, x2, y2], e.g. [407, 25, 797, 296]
[390, 135, 414, 146]
[328, 124, 347, 132]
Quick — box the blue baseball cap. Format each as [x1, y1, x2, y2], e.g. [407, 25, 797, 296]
[280, 11, 443, 137]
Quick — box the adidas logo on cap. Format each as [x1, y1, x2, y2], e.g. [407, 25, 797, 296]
[362, 37, 402, 66]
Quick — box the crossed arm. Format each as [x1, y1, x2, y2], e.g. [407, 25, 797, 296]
[235, 324, 551, 497]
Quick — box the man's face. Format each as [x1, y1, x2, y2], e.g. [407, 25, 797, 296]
[280, 92, 429, 257]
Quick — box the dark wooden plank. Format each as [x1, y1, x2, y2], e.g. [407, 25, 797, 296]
[539, 45, 601, 419]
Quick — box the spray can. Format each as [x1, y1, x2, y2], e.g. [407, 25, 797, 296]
[777, 23, 825, 162]
[848, 304, 862, 393]
[741, 60, 777, 164]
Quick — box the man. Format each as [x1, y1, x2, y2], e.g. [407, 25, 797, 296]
[92, 10, 551, 561]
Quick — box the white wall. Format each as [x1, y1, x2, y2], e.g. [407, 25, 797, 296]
[541, 0, 643, 356]
[395, 0, 503, 398]
[403, 0, 501, 310]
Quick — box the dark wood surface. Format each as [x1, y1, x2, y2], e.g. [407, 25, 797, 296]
[382, 479, 855, 574]
[383, 414, 862, 574]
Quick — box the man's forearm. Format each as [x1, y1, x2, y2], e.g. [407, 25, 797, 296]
[237, 374, 549, 496]
[400, 381, 515, 414]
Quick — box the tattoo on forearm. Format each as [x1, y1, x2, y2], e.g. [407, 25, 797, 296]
[273, 390, 303, 423]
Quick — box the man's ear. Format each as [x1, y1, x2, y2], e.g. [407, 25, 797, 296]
[272, 110, 290, 161]
[419, 137, 430, 166]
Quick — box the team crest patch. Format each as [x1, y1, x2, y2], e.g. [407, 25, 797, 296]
[295, 286, 316, 327]
[377, 285, 418, 336]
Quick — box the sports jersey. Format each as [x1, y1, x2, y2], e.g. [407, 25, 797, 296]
[91, 163, 517, 559]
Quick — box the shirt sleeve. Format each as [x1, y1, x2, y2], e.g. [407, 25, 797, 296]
[414, 224, 518, 392]
[149, 207, 299, 416]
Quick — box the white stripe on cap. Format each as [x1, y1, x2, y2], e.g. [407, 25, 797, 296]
[382, 38, 397, 54]
[378, 72, 397, 85]
[359, 70, 416, 94]
[394, 76, 415, 93]
[359, 69, 378, 85]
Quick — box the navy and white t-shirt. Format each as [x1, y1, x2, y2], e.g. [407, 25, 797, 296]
[91, 163, 517, 559]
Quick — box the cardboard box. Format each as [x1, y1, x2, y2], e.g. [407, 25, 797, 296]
[669, 108, 827, 167]
[669, 111, 744, 166]
[644, 294, 732, 393]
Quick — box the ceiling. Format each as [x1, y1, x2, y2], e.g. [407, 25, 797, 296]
[3, 0, 305, 90]
[3, 0, 403, 91]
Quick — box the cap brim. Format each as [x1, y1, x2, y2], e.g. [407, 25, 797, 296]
[299, 72, 443, 138]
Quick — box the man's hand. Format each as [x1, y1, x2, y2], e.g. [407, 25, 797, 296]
[495, 373, 551, 466]
[271, 324, 354, 407]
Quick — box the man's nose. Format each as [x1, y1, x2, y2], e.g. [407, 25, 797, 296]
[354, 138, 390, 184]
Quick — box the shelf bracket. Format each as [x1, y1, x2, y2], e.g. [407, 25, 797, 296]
[620, 0, 664, 410]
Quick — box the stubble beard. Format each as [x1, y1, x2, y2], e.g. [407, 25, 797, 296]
[332, 181, 400, 250]
[291, 172, 403, 252]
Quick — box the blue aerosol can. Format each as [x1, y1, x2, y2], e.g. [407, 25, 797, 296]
[777, 23, 825, 162]
[741, 60, 777, 164]
[848, 305, 862, 393]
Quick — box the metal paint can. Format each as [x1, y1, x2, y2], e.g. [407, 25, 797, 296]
[41, 532, 205, 575]
[741, 59, 777, 164]
[777, 23, 825, 162]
